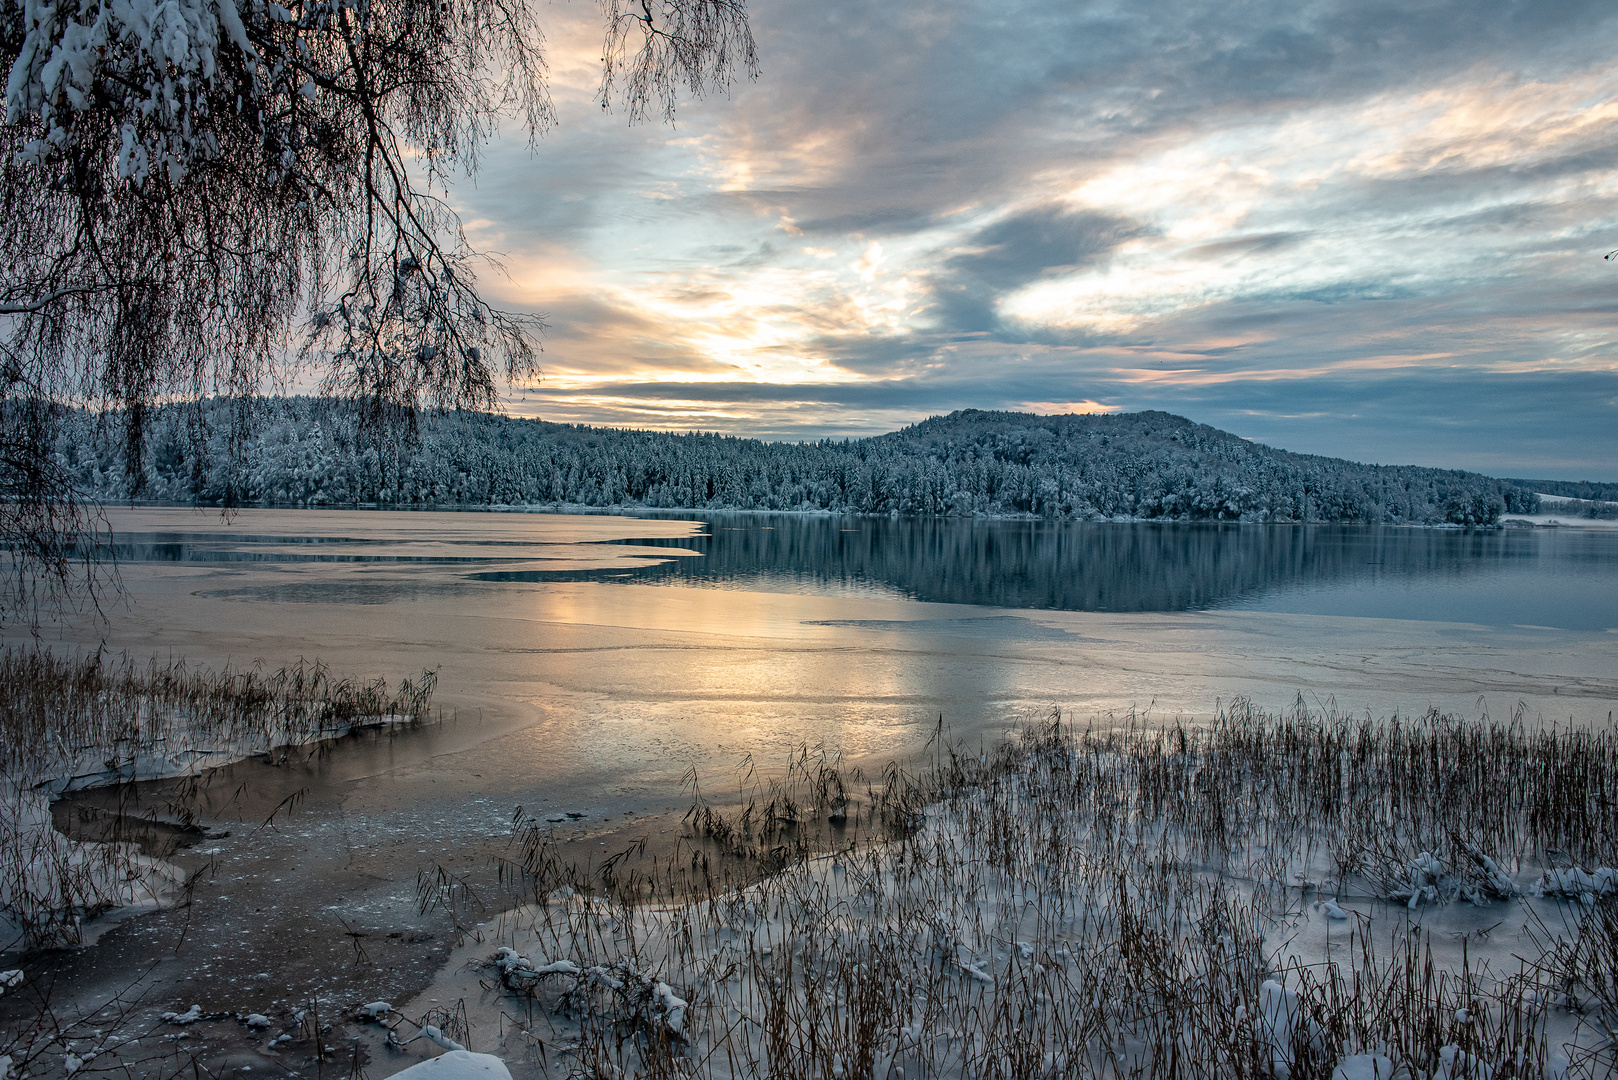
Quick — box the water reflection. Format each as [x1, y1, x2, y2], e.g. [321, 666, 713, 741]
[104, 510, 1618, 630]
[481, 516, 1618, 630]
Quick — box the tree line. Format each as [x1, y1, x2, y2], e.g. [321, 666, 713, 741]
[55, 399, 1543, 524]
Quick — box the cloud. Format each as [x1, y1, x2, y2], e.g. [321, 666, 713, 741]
[931, 207, 1145, 331]
[450, 0, 1618, 476]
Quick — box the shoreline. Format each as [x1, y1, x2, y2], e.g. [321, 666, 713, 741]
[73, 703, 1617, 1080]
[6, 677, 1618, 1079]
[4, 509, 1615, 1078]
[90, 497, 1581, 529]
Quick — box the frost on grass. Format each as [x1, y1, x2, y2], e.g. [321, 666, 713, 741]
[0, 650, 435, 951]
[412, 701, 1618, 1079]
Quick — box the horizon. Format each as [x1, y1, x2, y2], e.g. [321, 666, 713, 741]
[534, 406, 1618, 483]
[442, 0, 1618, 481]
[158, 397, 1618, 483]
[500, 405, 1617, 483]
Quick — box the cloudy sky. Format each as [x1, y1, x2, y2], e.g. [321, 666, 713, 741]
[453, 0, 1618, 479]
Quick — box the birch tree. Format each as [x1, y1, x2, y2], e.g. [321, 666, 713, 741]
[0, 0, 755, 620]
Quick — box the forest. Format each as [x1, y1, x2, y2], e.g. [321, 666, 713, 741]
[54, 399, 1545, 524]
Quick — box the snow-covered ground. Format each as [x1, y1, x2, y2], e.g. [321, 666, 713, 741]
[1500, 495, 1618, 530]
[1502, 515, 1618, 530]
[7, 701, 1618, 1079]
[347, 706, 1618, 1080]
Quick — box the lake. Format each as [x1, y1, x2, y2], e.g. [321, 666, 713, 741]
[10, 507, 1617, 1017]
[51, 508, 1618, 795]
[110, 510, 1618, 629]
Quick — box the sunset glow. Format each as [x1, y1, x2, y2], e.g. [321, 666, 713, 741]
[456, 0, 1618, 475]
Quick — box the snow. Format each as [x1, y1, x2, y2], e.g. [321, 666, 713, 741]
[1537, 866, 1617, 899]
[369, 716, 1618, 1080]
[1, 779, 186, 953]
[1499, 514, 1618, 530]
[389, 1025, 466, 1054]
[653, 982, 688, 1035]
[385, 1051, 510, 1080]
[1437, 1043, 1494, 1079]
[1256, 979, 1320, 1078]
[5, 0, 259, 183]
[420, 1027, 466, 1053]
[1398, 851, 1446, 909]
[2, 698, 414, 951]
[1332, 1055, 1396, 1080]
[957, 959, 993, 985]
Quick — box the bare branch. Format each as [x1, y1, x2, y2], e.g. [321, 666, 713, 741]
[0, 285, 125, 316]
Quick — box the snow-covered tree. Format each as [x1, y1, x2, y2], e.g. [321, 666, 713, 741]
[57, 400, 1543, 528]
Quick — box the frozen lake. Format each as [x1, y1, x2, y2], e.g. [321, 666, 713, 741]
[35, 507, 1618, 808]
[9, 507, 1617, 1023]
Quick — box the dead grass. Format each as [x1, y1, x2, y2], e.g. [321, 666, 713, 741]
[465, 699, 1618, 1079]
[6, 696, 1618, 1079]
[0, 648, 437, 951]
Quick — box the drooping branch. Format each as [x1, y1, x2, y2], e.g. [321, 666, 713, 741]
[0, 286, 128, 316]
[598, 0, 758, 122]
[0, 0, 754, 622]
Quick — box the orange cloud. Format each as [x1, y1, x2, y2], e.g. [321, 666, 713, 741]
[1018, 400, 1119, 415]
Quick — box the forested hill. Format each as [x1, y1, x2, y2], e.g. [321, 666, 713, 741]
[57, 400, 1540, 524]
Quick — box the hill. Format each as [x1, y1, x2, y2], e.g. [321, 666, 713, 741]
[56, 401, 1540, 524]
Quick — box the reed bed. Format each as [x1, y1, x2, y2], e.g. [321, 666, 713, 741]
[434, 700, 1618, 1080]
[0, 650, 437, 786]
[0, 649, 437, 951]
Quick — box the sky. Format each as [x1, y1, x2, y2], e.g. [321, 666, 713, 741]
[451, 0, 1618, 479]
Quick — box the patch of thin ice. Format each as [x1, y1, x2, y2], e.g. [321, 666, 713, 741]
[3, 709, 411, 949]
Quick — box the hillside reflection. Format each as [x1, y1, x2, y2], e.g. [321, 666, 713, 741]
[479, 515, 1616, 616]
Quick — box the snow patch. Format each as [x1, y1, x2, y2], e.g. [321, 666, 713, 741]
[1537, 866, 1616, 900]
[385, 1051, 510, 1080]
[1332, 1055, 1396, 1080]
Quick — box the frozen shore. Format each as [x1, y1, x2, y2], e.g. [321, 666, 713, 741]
[7, 698, 1618, 1079]
[357, 703, 1618, 1080]
[0, 654, 436, 955]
